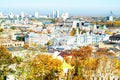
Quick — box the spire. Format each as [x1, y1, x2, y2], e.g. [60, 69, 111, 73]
[110, 11, 113, 16]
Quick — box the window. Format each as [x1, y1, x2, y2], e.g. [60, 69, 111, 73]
[97, 77, 99, 80]
[77, 23, 80, 27]
[101, 77, 103, 80]
[97, 26, 99, 29]
[81, 22, 84, 26]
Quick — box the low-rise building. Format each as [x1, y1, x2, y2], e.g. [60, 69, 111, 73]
[25, 32, 50, 47]
[109, 34, 120, 43]
[76, 33, 109, 46]
[0, 39, 24, 47]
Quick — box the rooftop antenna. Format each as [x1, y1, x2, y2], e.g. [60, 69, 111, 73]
[110, 11, 114, 16]
[110, 11, 113, 15]
[110, 11, 113, 14]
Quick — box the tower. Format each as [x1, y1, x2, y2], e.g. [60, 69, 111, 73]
[52, 11, 55, 18]
[61, 12, 69, 21]
[35, 12, 39, 18]
[21, 12, 25, 18]
[72, 21, 81, 28]
[56, 10, 60, 18]
[106, 11, 113, 21]
[0, 12, 3, 18]
[9, 12, 14, 18]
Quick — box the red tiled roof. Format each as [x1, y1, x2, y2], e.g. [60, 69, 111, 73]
[59, 51, 71, 57]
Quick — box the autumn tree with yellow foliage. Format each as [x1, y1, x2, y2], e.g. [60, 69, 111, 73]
[70, 28, 76, 36]
[93, 20, 120, 27]
[68, 46, 120, 80]
[17, 54, 63, 80]
[0, 46, 22, 80]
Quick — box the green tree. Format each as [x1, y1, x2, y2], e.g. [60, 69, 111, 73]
[10, 26, 16, 30]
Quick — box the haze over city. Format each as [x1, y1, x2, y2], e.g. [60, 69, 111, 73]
[0, 0, 120, 16]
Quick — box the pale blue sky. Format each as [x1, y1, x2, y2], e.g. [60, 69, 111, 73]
[0, 0, 120, 16]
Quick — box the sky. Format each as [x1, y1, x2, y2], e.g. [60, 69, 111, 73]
[0, 0, 120, 16]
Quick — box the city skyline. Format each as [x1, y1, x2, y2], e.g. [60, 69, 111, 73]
[0, 0, 120, 16]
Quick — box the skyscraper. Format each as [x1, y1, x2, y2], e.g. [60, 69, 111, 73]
[0, 12, 3, 18]
[35, 12, 39, 18]
[52, 10, 60, 18]
[21, 12, 25, 18]
[9, 12, 14, 18]
[52, 11, 55, 18]
[56, 10, 60, 18]
[106, 11, 113, 21]
[61, 12, 69, 21]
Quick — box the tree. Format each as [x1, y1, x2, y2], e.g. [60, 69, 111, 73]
[81, 30, 86, 34]
[71, 46, 92, 59]
[70, 28, 76, 36]
[10, 26, 16, 30]
[50, 18, 62, 23]
[78, 28, 81, 34]
[0, 46, 13, 65]
[23, 44, 29, 49]
[39, 47, 47, 52]
[18, 54, 63, 80]
[0, 28, 3, 32]
[50, 18, 56, 23]
[70, 46, 93, 80]
[47, 40, 52, 46]
[95, 48, 115, 57]
[113, 59, 120, 76]
[0, 46, 19, 79]
[69, 46, 119, 79]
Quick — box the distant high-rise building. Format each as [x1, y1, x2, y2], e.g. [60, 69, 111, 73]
[61, 12, 69, 21]
[21, 12, 25, 18]
[56, 10, 60, 18]
[106, 11, 113, 21]
[48, 13, 51, 18]
[0, 12, 3, 18]
[9, 12, 14, 18]
[52, 11, 55, 18]
[52, 10, 60, 18]
[15, 14, 20, 18]
[35, 12, 39, 18]
[108, 16, 113, 21]
[29, 15, 32, 18]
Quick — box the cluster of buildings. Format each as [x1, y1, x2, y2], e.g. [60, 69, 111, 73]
[0, 10, 119, 50]
[0, 10, 69, 19]
[0, 10, 120, 80]
[0, 31, 24, 48]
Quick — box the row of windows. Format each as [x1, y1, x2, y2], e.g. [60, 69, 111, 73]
[2, 44, 22, 47]
[92, 77, 120, 80]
